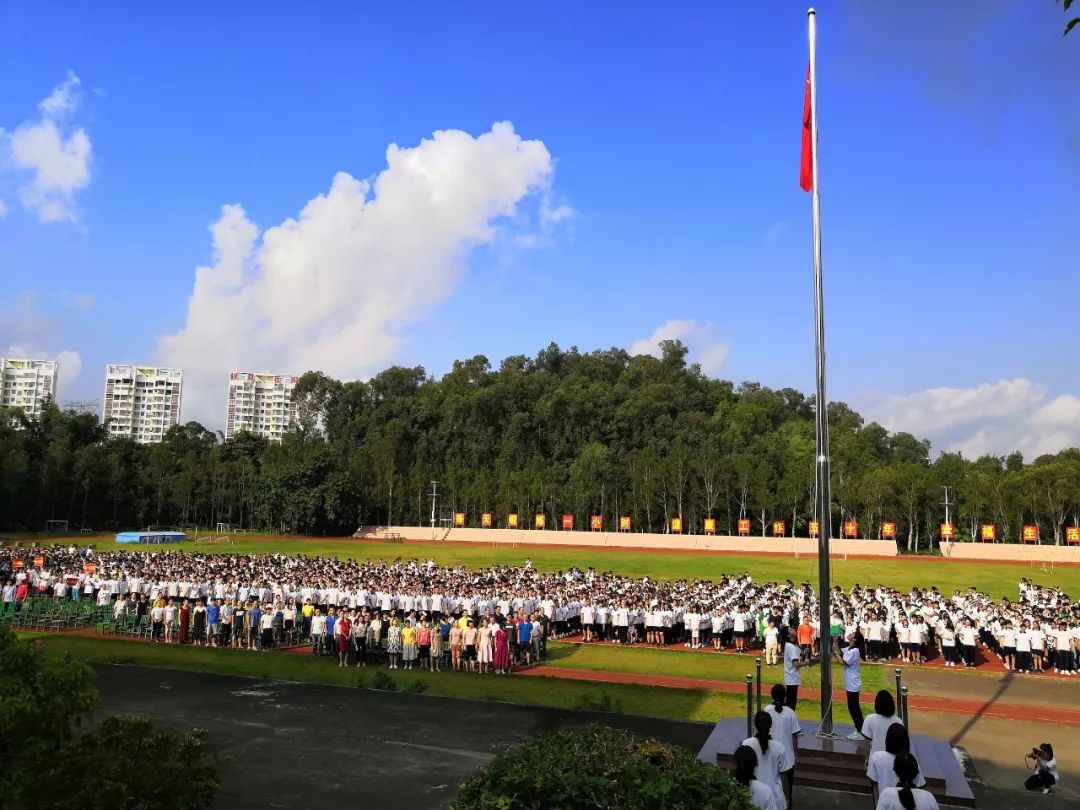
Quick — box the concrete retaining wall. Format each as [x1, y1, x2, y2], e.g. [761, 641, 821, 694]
[383, 525, 895, 557]
[380, 526, 1080, 564]
[940, 541, 1080, 564]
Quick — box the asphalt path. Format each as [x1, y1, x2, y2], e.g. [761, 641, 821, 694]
[93, 664, 714, 809]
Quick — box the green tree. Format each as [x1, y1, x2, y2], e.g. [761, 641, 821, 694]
[0, 627, 219, 809]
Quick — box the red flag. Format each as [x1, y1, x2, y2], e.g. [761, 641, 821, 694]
[800, 64, 813, 192]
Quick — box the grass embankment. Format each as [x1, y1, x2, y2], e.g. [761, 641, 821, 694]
[33, 634, 744, 723]
[542, 641, 897, 694]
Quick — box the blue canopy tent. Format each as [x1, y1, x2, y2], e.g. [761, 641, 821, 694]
[115, 530, 187, 544]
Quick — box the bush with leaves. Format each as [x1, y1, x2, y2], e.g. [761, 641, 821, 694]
[0, 627, 219, 809]
[451, 725, 753, 810]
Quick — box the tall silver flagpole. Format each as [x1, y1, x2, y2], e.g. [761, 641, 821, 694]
[808, 6, 834, 733]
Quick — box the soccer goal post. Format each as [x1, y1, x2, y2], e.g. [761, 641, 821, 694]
[45, 519, 69, 534]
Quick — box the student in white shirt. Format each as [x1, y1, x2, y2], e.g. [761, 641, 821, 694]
[861, 690, 903, 754]
[741, 711, 789, 810]
[1014, 621, 1033, 673]
[876, 753, 938, 810]
[732, 744, 779, 810]
[1024, 743, 1060, 794]
[766, 684, 801, 807]
[868, 724, 926, 802]
[959, 619, 978, 668]
[835, 631, 865, 741]
[1029, 621, 1046, 673]
[781, 627, 809, 709]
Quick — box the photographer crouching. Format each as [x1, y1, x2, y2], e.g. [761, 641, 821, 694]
[1025, 743, 1060, 794]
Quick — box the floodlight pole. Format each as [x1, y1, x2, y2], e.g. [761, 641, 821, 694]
[429, 481, 438, 532]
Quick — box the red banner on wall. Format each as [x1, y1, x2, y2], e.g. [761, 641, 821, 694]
[1022, 525, 1039, 543]
[535, 514, 546, 530]
[808, 520, 819, 538]
[737, 518, 751, 536]
[481, 513, 492, 528]
[980, 524, 996, 542]
[453, 512, 465, 528]
[507, 513, 519, 529]
[703, 518, 716, 535]
[940, 523, 955, 540]
[1066, 526, 1080, 545]
[882, 522, 896, 539]
[670, 517, 683, 534]
[842, 520, 858, 539]
[590, 515, 603, 531]
[562, 514, 574, 530]
[772, 521, 786, 537]
[619, 516, 631, 532]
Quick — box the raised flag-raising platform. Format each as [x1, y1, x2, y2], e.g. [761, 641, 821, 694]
[697, 718, 975, 808]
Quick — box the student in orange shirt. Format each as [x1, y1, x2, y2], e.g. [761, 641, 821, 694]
[798, 618, 816, 657]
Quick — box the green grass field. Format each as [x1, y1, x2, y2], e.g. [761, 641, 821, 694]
[29, 532, 1076, 597]
[30, 633, 746, 724]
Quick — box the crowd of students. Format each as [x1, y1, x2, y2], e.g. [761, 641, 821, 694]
[2, 546, 1079, 679]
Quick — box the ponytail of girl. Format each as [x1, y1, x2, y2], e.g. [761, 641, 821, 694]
[753, 710, 772, 754]
[893, 752, 920, 810]
[770, 683, 786, 715]
[732, 744, 757, 787]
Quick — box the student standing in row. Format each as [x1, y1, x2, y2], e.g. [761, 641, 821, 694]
[386, 617, 402, 669]
[401, 619, 417, 670]
[868, 724, 926, 804]
[782, 626, 809, 709]
[861, 691, 903, 754]
[732, 745, 780, 810]
[429, 618, 443, 671]
[766, 685, 800, 807]
[875, 753, 938, 810]
[741, 711, 789, 810]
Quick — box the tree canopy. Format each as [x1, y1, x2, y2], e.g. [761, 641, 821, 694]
[2, 341, 1078, 548]
[0, 627, 219, 809]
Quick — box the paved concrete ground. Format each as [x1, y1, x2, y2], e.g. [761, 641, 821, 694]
[94, 665, 1076, 809]
[93, 665, 712, 809]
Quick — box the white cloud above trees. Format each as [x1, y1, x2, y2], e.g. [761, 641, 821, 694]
[860, 378, 1080, 460]
[629, 319, 730, 376]
[158, 122, 562, 426]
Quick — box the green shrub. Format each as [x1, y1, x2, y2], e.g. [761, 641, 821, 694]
[573, 691, 624, 713]
[451, 725, 753, 810]
[370, 670, 396, 691]
[401, 678, 429, 694]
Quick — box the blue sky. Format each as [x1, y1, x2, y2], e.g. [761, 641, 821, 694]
[1, 2, 1078, 457]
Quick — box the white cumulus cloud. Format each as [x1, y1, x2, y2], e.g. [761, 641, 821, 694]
[629, 319, 730, 376]
[2, 71, 93, 223]
[859, 377, 1080, 460]
[158, 121, 560, 426]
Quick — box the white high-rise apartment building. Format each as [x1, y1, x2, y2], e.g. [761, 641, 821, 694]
[226, 371, 298, 441]
[102, 365, 183, 443]
[0, 358, 58, 418]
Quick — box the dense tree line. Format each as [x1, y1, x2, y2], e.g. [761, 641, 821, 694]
[2, 341, 1079, 548]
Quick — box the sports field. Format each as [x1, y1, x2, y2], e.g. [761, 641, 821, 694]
[13, 531, 1080, 725]
[63, 532, 1080, 598]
